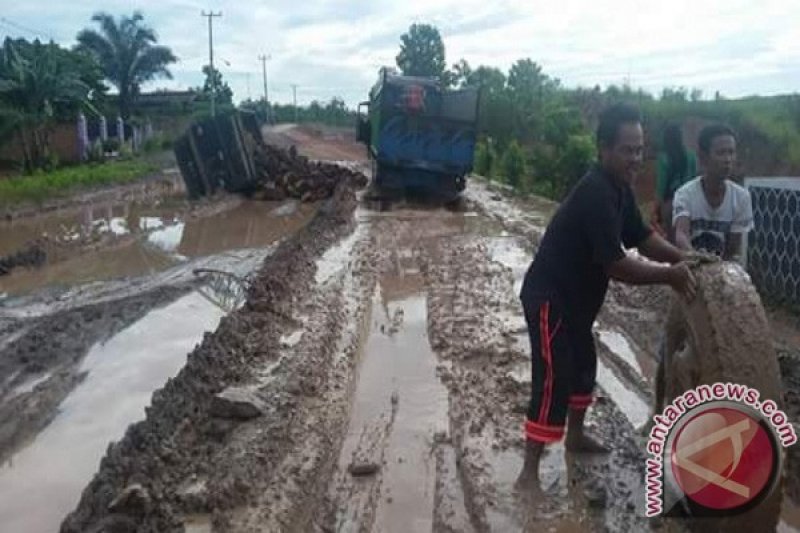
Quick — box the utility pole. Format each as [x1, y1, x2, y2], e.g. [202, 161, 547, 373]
[258, 54, 271, 122]
[291, 84, 298, 123]
[258, 54, 271, 104]
[201, 11, 222, 116]
[246, 73, 251, 100]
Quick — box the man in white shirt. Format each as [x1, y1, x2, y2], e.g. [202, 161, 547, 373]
[672, 124, 754, 260]
[644, 124, 755, 432]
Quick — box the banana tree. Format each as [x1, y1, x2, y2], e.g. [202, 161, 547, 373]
[0, 38, 96, 171]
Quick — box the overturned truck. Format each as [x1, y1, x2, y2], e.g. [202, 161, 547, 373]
[173, 112, 366, 202]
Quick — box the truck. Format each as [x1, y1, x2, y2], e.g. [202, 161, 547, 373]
[356, 68, 480, 202]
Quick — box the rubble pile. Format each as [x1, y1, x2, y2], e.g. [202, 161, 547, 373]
[246, 136, 367, 202]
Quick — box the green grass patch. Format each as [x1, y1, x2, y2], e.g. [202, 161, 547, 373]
[0, 159, 159, 206]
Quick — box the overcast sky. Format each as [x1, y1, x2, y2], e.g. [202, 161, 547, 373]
[1, 0, 798, 107]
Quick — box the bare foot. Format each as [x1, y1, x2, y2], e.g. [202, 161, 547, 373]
[565, 433, 609, 453]
[514, 440, 544, 494]
[514, 462, 540, 489]
[513, 470, 543, 502]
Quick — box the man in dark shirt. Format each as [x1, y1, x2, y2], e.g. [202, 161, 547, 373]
[516, 103, 697, 488]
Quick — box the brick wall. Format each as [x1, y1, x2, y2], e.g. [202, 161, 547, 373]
[0, 123, 80, 165]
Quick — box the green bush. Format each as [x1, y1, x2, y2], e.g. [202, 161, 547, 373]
[102, 138, 120, 153]
[118, 140, 134, 160]
[555, 134, 595, 198]
[142, 133, 171, 153]
[474, 139, 497, 178]
[500, 140, 526, 189]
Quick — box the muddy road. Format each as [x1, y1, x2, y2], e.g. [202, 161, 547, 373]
[0, 125, 798, 532]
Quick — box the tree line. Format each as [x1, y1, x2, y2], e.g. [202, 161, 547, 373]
[239, 97, 356, 128]
[395, 23, 800, 200]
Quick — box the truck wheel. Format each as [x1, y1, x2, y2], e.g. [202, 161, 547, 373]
[444, 195, 466, 212]
[661, 262, 784, 531]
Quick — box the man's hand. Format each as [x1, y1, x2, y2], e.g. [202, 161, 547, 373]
[683, 250, 720, 265]
[667, 262, 697, 300]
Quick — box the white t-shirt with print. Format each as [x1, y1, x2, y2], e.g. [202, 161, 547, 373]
[672, 177, 754, 256]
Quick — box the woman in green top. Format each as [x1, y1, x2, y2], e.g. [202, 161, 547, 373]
[656, 123, 697, 241]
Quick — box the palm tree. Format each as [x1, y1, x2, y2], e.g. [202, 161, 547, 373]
[77, 11, 176, 119]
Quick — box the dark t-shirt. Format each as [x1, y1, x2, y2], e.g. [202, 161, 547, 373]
[521, 165, 651, 330]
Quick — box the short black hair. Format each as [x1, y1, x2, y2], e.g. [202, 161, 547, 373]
[597, 103, 641, 148]
[698, 124, 736, 155]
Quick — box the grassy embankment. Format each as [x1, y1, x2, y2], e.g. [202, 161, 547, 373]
[0, 159, 159, 206]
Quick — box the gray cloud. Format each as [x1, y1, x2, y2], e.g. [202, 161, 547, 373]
[1, 0, 797, 107]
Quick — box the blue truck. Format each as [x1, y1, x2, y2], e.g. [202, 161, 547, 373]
[356, 68, 480, 202]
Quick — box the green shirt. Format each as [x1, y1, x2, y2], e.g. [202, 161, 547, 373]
[656, 151, 697, 201]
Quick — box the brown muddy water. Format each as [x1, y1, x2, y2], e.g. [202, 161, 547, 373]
[336, 289, 449, 532]
[0, 290, 228, 532]
[0, 197, 316, 297]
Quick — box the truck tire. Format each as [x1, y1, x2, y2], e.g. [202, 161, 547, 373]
[661, 262, 784, 532]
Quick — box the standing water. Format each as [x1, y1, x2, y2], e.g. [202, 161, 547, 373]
[0, 291, 226, 532]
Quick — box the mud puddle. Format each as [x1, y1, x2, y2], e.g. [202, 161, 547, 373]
[0, 289, 230, 533]
[331, 278, 449, 531]
[484, 444, 594, 533]
[0, 197, 315, 297]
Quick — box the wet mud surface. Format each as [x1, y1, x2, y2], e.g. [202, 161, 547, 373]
[0, 191, 315, 298]
[0, 127, 797, 532]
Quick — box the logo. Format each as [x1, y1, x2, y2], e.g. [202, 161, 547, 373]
[670, 405, 778, 513]
[644, 383, 796, 518]
[402, 84, 426, 113]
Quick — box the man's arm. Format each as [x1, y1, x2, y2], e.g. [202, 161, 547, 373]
[674, 216, 693, 251]
[672, 185, 693, 251]
[607, 255, 696, 299]
[638, 232, 685, 264]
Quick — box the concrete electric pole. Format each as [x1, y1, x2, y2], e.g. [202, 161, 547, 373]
[258, 54, 271, 122]
[291, 84, 298, 123]
[201, 11, 222, 117]
[258, 54, 271, 105]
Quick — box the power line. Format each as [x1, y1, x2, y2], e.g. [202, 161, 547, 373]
[201, 11, 222, 117]
[0, 17, 56, 41]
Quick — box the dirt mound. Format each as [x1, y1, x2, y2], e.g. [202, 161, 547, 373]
[247, 137, 368, 202]
[0, 241, 46, 276]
